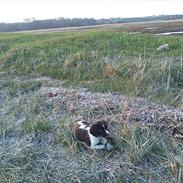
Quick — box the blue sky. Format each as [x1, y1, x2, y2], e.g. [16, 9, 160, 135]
[0, 0, 183, 23]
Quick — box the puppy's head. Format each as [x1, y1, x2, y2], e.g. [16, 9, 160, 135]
[90, 120, 109, 137]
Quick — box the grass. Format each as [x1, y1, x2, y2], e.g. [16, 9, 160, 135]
[1, 115, 180, 182]
[0, 27, 183, 182]
[1, 80, 42, 96]
[119, 123, 168, 164]
[0, 31, 182, 107]
[21, 119, 53, 135]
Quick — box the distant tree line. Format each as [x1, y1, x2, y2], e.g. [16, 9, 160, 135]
[0, 14, 183, 32]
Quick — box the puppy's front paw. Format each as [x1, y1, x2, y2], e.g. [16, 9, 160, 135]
[106, 143, 113, 150]
[106, 136, 115, 150]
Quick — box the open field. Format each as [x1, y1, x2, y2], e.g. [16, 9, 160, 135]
[0, 27, 182, 107]
[0, 20, 183, 182]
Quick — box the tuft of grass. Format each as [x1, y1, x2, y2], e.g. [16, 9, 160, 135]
[0, 124, 15, 138]
[116, 122, 169, 165]
[55, 119, 78, 151]
[21, 119, 53, 135]
[2, 80, 42, 95]
[166, 141, 183, 183]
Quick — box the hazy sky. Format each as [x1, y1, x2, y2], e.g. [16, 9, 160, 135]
[0, 0, 183, 23]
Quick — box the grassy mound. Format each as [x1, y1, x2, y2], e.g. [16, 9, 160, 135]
[0, 76, 182, 182]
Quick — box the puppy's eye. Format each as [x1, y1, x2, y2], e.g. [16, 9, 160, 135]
[102, 124, 107, 129]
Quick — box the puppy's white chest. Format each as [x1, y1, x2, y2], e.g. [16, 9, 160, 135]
[88, 132, 100, 146]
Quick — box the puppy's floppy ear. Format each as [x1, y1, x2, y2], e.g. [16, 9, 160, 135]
[89, 123, 99, 137]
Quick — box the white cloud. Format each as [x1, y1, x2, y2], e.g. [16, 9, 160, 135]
[0, 0, 183, 23]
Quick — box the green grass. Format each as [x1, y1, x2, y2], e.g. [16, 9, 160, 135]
[0, 30, 182, 107]
[117, 123, 168, 164]
[1, 80, 42, 95]
[21, 119, 53, 135]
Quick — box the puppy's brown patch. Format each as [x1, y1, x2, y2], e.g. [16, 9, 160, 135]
[72, 122, 91, 146]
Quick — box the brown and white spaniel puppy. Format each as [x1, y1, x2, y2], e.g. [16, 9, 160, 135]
[72, 120, 114, 150]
